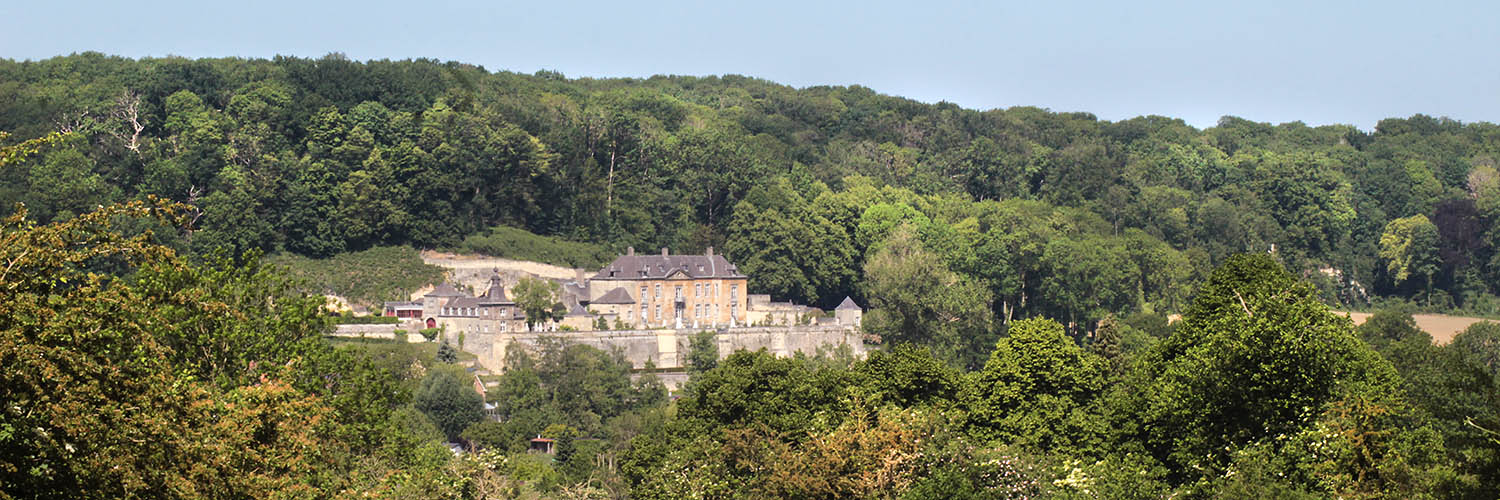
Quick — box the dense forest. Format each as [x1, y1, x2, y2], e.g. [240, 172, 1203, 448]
[3, 54, 1500, 499]
[3, 53, 1499, 321]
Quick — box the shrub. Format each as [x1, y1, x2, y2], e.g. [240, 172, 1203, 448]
[456, 225, 614, 268]
[418, 328, 440, 342]
[393, 330, 408, 343]
[268, 246, 445, 309]
[334, 314, 400, 325]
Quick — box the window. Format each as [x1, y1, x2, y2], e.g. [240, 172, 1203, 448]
[730, 284, 738, 300]
[654, 304, 660, 320]
[483, 326, 489, 333]
[483, 309, 488, 316]
[640, 286, 648, 302]
[674, 286, 683, 300]
[654, 284, 661, 299]
[640, 305, 647, 321]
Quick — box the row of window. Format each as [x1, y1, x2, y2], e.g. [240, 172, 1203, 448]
[630, 302, 743, 322]
[638, 283, 738, 302]
[442, 307, 510, 318]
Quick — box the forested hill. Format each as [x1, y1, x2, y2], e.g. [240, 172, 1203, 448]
[3, 52, 1499, 323]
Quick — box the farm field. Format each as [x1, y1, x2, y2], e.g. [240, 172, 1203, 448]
[1338, 311, 1494, 344]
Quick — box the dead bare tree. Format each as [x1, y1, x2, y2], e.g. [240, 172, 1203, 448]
[183, 185, 204, 241]
[109, 91, 146, 157]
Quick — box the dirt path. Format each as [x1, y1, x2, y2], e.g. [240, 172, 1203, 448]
[1337, 311, 1494, 344]
[417, 250, 590, 299]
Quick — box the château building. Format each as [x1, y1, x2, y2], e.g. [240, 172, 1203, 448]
[386, 246, 859, 334]
[588, 247, 748, 328]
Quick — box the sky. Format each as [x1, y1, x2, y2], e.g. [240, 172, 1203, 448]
[3, 0, 1496, 130]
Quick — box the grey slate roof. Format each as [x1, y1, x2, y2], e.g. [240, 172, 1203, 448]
[592, 252, 744, 281]
[425, 282, 464, 297]
[836, 296, 862, 311]
[592, 287, 636, 304]
[566, 302, 590, 317]
[477, 275, 513, 305]
[383, 301, 422, 308]
[441, 296, 482, 316]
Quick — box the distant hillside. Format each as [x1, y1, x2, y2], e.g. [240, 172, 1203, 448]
[3, 53, 1499, 321]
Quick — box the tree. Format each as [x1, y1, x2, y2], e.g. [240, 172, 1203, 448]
[512, 277, 564, 330]
[686, 330, 720, 376]
[1361, 313, 1500, 496]
[854, 343, 963, 409]
[1379, 214, 1441, 299]
[436, 340, 458, 363]
[412, 365, 484, 442]
[1092, 313, 1126, 376]
[0, 199, 423, 498]
[1451, 322, 1500, 383]
[964, 318, 1107, 454]
[862, 225, 993, 367]
[1115, 254, 1421, 489]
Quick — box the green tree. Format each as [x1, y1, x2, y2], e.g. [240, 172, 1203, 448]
[412, 364, 484, 441]
[1451, 322, 1500, 383]
[862, 225, 993, 367]
[686, 330, 719, 375]
[512, 276, 564, 330]
[1115, 254, 1421, 490]
[964, 318, 1107, 454]
[1379, 214, 1441, 299]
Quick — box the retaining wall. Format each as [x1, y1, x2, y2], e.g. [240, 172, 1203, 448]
[468, 324, 866, 374]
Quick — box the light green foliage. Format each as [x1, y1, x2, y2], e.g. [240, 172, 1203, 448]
[1359, 312, 1500, 496]
[266, 245, 446, 308]
[964, 318, 1108, 454]
[513, 277, 565, 329]
[1379, 214, 1442, 295]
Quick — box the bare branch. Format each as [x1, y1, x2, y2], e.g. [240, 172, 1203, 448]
[108, 91, 146, 157]
[1233, 289, 1253, 318]
[54, 109, 92, 135]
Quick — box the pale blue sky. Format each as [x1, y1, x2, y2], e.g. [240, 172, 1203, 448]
[3, 0, 1496, 130]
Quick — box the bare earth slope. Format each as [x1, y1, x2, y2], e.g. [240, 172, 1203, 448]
[414, 250, 590, 300]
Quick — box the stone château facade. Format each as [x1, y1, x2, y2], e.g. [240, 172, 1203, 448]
[387, 247, 861, 337]
[588, 247, 749, 328]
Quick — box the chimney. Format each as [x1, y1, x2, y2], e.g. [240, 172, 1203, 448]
[627, 246, 634, 256]
[706, 246, 714, 258]
[661, 247, 669, 257]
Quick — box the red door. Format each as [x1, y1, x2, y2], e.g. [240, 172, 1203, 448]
[426, 318, 436, 329]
